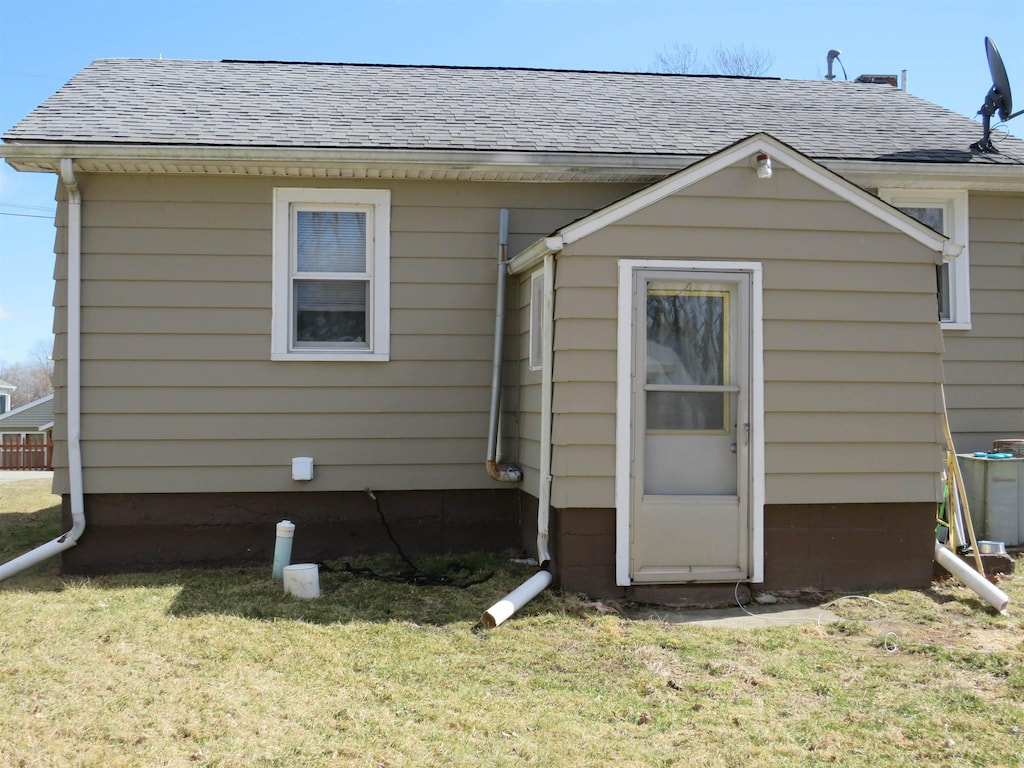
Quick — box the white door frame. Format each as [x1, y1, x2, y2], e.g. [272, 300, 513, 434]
[615, 259, 765, 586]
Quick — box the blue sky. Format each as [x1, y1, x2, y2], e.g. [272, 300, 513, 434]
[1, 0, 1021, 365]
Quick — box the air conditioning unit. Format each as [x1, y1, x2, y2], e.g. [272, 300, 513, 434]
[957, 455, 1024, 546]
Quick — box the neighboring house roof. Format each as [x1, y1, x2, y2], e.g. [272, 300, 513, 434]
[4, 59, 1024, 166]
[0, 378, 16, 391]
[0, 394, 54, 432]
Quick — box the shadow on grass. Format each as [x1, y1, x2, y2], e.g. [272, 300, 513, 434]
[0, 552, 560, 627]
[164, 554, 557, 626]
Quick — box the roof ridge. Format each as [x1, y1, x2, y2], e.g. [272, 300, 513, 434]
[216, 58, 783, 81]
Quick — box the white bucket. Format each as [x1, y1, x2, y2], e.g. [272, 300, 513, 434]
[282, 563, 320, 599]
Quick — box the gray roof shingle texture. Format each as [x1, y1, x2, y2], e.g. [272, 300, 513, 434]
[5, 58, 1024, 165]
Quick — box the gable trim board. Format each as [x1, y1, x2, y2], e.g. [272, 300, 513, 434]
[509, 134, 957, 277]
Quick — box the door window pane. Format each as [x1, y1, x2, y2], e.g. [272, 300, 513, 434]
[647, 391, 725, 431]
[646, 285, 726, 386]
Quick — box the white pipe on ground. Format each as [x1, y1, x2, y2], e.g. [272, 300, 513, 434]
[0, 158, 85, 583]
[481, 570, 553, 628]
[934, 541, 1009, 615]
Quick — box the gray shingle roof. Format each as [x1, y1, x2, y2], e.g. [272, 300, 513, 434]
[0, 395, 53, 431]
[5, 58, 1024, 165]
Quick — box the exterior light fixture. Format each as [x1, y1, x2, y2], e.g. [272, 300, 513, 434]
[754, 152, 773, 179]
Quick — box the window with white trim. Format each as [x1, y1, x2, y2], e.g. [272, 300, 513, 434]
[529, 270, 544, 371]
[880, 189, 970, 329]
[272, 188, 391, 360]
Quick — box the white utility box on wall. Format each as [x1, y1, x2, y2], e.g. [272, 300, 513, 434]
[292, 456, 314, 481]
[957, 455, 1024, 546]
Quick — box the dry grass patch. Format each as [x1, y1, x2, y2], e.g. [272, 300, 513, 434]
[2, 478, 1023, 767]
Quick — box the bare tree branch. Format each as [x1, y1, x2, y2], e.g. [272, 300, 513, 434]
[0, 338, 54, 408]
[708, 43, 775, 77]
[653, 43, 703, 74]
[652, 42, 775, 77]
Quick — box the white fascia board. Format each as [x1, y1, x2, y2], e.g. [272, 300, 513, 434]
[556, 133, 950, 255]
[507, 236, 563, 275]
[0, 142, 701, 177]
[825, 159, 1024, 192]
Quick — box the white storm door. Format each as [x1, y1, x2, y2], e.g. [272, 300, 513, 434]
[630, 270, 752, 583]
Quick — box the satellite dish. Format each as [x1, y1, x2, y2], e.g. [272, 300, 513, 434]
[972, 37, 1023, 153]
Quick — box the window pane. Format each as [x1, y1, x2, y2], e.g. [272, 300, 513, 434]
[296, 211, 367, 273]
[646, 285, 726, 386]
[295, 280, 367, 344]
[647, 391, 725, 431]
[900, 206, 944, 234]
[937, 262, 951, 321]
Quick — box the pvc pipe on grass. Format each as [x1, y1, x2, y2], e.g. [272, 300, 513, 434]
[481, 570, 553, 628]
[934, 541, 1009, 615]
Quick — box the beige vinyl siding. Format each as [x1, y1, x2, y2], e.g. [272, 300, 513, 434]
[942, 192, 1024, 452]
[51, 173, 632, 494]
[553, 164, 946, 508]
[516, 269, 543, 496]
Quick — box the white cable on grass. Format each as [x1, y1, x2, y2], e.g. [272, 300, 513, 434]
[817, 595, 900, 652]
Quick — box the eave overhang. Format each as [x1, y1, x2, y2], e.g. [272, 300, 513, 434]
[3, 141, 1023, 189]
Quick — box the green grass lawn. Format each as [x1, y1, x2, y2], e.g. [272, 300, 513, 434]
[2, 478, 1022, 767]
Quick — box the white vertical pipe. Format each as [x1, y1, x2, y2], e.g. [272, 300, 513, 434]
[536, 253, 555, 566]
[0, 158, 85, 582]
[484, 210, 521, 483]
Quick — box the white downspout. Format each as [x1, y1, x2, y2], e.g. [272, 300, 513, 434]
[0, 158, 85, 581]
[536, 252, 555, 566]
[485, 209, 523, 483]
[480, 246, 557, 628]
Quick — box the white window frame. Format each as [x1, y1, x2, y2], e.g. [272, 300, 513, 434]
[272, 188, 391, 361]
[528, 270, 545, 371]
[879, 188, 971, 330]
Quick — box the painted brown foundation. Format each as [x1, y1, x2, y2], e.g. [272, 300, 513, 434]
[546, 501, 938, 603]
[60, 489, 521, 574]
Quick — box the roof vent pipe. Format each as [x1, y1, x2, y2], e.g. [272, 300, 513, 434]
[0, 158, 86, 581]
[825, 49, 846, 81]
[485, 209, 522, 483]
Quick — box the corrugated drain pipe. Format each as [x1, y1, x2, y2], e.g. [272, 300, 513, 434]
[0, 158, 86, 581]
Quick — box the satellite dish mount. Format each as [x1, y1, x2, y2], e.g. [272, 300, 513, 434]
[972, 37, 1023, 153]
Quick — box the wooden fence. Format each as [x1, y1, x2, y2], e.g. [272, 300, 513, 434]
[0, 436, 54, 470]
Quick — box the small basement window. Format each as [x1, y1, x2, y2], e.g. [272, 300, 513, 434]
[880, 189, 970, 329]
[272, 188, 391, 360]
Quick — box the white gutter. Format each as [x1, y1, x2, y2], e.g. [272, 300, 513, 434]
[536, 253, 556, 566]
[0, 158, 85, 581]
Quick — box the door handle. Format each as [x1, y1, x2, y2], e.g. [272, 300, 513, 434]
[729, 443, 737, 453]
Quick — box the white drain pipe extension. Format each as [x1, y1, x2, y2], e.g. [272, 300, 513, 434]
[0, 158, 86, 581]
[481, 570, 553, 628]
[934, 542, 1009, 615]
[485, 209, 522, 483]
